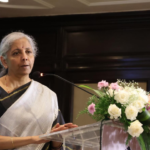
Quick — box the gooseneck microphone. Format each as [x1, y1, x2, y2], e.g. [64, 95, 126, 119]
[32, 71, 94, 96]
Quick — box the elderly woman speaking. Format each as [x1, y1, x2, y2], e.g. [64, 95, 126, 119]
[0, 32, 77, 150]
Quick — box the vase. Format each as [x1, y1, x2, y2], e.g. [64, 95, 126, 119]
[101, 120, 141, 150]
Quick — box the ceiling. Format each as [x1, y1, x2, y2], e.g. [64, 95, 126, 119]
[1, 0, 150, 18]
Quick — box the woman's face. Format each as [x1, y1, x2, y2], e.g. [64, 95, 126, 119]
[4, 37, 35, 76]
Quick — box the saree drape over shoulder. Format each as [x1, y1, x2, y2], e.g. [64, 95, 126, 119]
[0, 80, 58, 150]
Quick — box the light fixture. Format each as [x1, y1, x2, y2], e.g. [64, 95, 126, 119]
[40, 73, 43, 77]
[0, 0, 9, 3]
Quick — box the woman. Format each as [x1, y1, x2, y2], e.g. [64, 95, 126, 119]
[0, 32, 77, 150]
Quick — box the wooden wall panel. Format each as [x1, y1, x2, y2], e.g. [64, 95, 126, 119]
[63, 55, 150, 71]
[63, 26, 150, 55]
[0, 11, 150, 122]
[30, 31, 59, 72]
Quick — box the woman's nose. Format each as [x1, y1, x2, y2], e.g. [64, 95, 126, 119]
[22, 53, 28, 61]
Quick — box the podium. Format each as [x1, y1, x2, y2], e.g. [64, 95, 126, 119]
[40, 120, 140, 150]
[40, 121, 101, 150]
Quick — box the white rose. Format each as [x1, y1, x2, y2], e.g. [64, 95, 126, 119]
[114, 90, 129, 105]
[107, 89, 117, 97]
[128, 89, 138, 99]
[130, 100, 144, 113]
[125, 105, 138, 121]
[108, 104, 121, 119]
[136, 88, 146, 95]
[124, 87, 134, 92]
[138, 94, 148, 104]
[128, 120, 143, 137]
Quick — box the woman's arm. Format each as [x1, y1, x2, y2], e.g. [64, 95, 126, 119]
[0, 135, 50, 150]
[0, 123, 77, 150]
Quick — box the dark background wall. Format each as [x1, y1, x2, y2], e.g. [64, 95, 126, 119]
[1, 10, 150, 122]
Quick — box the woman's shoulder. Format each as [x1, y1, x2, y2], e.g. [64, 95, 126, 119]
[32, 80, 56, 96]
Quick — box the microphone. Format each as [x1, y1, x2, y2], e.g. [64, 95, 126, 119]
[32, 71, 94, 96]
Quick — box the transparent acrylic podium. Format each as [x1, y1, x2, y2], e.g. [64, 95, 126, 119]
[40, 120, 140, 150]
[40, 121, 102, 150]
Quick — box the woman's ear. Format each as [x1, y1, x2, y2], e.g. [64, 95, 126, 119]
[0, 56, 8, 69]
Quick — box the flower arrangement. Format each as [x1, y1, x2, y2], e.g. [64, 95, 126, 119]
[78, 80, 150, 150]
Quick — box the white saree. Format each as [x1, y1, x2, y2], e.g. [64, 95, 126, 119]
[0, 80, 58, 150]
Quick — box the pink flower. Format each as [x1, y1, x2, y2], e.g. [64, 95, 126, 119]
[146, 103, 150, 112]
[148, 95, 150, 102]
[110, 82, 120, 90]
[88, 103, 95, 115]
[98, 80, 109, 89]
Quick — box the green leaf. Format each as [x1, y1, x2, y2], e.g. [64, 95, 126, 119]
[139, 132, 150, 149]
[79, 85, 103, 97]
[137, 135, 146, 150]
[79, 85, 93, 90]
[143, 126, 149, 133]
[126, 134, 132, 145]
[92, 89, 104, 97]
[137, 108, 150, 125]
[76, 108, 88, 119]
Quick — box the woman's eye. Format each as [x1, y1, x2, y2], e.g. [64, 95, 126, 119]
[26, 51, 32, 54]
[13, 52, 19, 55]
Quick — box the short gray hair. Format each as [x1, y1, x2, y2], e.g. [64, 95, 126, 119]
[0, 32, 38, 76]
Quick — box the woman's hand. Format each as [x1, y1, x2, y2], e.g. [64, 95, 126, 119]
[50, 123, 78, 149]
[51, 123, 78, 133]
[33, 123, 78, 145]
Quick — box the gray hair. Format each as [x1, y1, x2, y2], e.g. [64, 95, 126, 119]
[0, 32, 38, 77]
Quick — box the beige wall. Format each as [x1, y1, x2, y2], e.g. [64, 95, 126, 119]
[73, 82, 147, 126]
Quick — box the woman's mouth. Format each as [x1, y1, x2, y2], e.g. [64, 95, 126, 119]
[21, 65, 29, 68]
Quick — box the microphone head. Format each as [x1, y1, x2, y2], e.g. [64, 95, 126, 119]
[32, 71, 41, 79]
